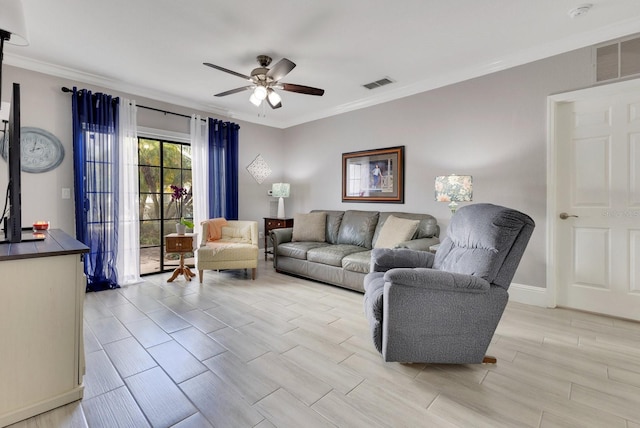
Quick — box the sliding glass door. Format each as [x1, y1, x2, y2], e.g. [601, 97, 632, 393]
[138, 138, 193, 275]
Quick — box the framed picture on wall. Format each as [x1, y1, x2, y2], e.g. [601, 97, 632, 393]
[342, 146, 405, 203]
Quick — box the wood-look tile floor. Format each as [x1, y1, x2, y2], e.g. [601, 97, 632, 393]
[9, 257, 640, 427]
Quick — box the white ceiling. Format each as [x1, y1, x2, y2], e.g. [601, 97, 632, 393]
[5, 0, 640, 129]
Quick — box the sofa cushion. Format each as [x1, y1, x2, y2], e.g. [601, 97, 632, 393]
[342, 250, 372, 274]
[307, 245, 368, 267]
[277, 241, 330, 260]
[415, 215, 439, 239]
[336, 211, 379, 249]
[374, 215, 420, 249]
[292, 212, 327, 242]
[313, 210, 345, 244]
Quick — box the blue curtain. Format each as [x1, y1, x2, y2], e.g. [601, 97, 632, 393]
[208, 118, 240, 219]
[72, 88, 120, 291]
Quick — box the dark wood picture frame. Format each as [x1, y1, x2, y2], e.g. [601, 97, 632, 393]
[342, 146, 405, 203]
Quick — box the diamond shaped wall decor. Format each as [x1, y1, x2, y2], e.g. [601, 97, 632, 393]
[246, 154, 272, 184]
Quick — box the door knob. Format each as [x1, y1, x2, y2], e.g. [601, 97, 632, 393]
[559, 212, 578, 220]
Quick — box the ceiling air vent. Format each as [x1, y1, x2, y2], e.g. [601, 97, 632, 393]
[363, 77, 395, 90]
[595, 34, 640, 82]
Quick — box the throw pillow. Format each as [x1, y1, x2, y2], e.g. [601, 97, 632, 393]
[374, 215, 420, 249]
[292, 212, 327, 242]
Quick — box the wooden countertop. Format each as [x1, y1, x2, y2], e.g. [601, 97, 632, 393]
[0, 229, 89, 261]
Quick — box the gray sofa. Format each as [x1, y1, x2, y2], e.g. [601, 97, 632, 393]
[270, 210, 439, 292]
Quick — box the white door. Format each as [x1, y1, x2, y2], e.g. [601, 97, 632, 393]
[554, 83, 640, 320]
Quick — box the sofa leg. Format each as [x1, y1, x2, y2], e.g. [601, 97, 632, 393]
[198, 270, 204, 284]
[252, 268, 256, 280]
[482, 355, 497, 364]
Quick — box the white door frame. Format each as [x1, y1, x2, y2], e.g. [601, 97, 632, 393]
[546, 78, 640, 308]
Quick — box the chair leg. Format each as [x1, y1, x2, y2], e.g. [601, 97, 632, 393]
[198, 270, 204, 284]
[252, 268, 256, 280]
[482, 355, 497, 364]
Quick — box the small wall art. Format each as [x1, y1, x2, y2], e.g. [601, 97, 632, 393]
[246, 154, 272, 184]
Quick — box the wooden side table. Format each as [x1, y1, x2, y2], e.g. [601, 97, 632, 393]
[165, 232, 197, 282]
[263, 217, 294, 260]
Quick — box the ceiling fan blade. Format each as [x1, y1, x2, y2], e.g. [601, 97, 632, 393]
[266, 58, 296, 81]
[281, 83, 325, 96]
[203, 62, 251, 80]
[214, 86, 253, 97]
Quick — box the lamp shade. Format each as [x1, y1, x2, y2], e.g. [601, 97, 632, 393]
[253, 85, 268, 100]
[249, 93, 261, 107]
[435, 175, 472, 213]
[0, 0, 29, 45]
[267, 89, 282, 107]
[271, 182, 290, 198]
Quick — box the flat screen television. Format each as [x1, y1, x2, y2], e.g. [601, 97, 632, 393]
[6, 82, 22, 242]
[1, 83, 45, 245]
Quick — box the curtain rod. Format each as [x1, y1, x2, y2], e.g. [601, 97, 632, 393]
[60, 86, 206, 122]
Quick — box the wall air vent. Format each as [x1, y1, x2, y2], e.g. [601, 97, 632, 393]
[363, 77, 395, 90]
[595, 34, 640, 82]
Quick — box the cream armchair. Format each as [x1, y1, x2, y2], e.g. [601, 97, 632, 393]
[196, 220, 259, 283]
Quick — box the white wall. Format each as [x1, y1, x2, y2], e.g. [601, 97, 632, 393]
[281, 47, 595, 288]
[2, 45, 598, 288]
[0, 65, 285, 237]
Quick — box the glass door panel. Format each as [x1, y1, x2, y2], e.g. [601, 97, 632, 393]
[138, 138, 192, 275]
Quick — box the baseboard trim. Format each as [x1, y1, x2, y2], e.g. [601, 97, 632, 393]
[509, 283, 548, 307]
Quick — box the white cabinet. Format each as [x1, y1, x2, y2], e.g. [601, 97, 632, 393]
[0, 231, 88, 427]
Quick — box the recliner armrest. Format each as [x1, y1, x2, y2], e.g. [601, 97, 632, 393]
[370, 248, 434, 272]
[384, 268, 490, 293]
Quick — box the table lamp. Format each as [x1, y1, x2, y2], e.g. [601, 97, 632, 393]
[271, 182, 290, 218]
[435, 174, 473, 214]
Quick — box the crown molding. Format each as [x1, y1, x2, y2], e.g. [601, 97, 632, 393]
[275, 17, 640, 129]
[4, 53, 232, 120]
[5, 16, 640, 130]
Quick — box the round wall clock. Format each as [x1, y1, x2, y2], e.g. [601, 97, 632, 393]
[1, 127, 65, 173]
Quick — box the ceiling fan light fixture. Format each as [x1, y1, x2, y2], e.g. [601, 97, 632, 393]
[268, 89, 281, 106]
[205, 55, 325, 110]
[249, 93, 262, 107]
[253, 85, 268, 100]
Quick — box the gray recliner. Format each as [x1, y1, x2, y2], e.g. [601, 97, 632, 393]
[363, 203, 535, 364]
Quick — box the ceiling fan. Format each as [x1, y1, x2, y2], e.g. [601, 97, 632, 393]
[203, 55, 325, 109]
